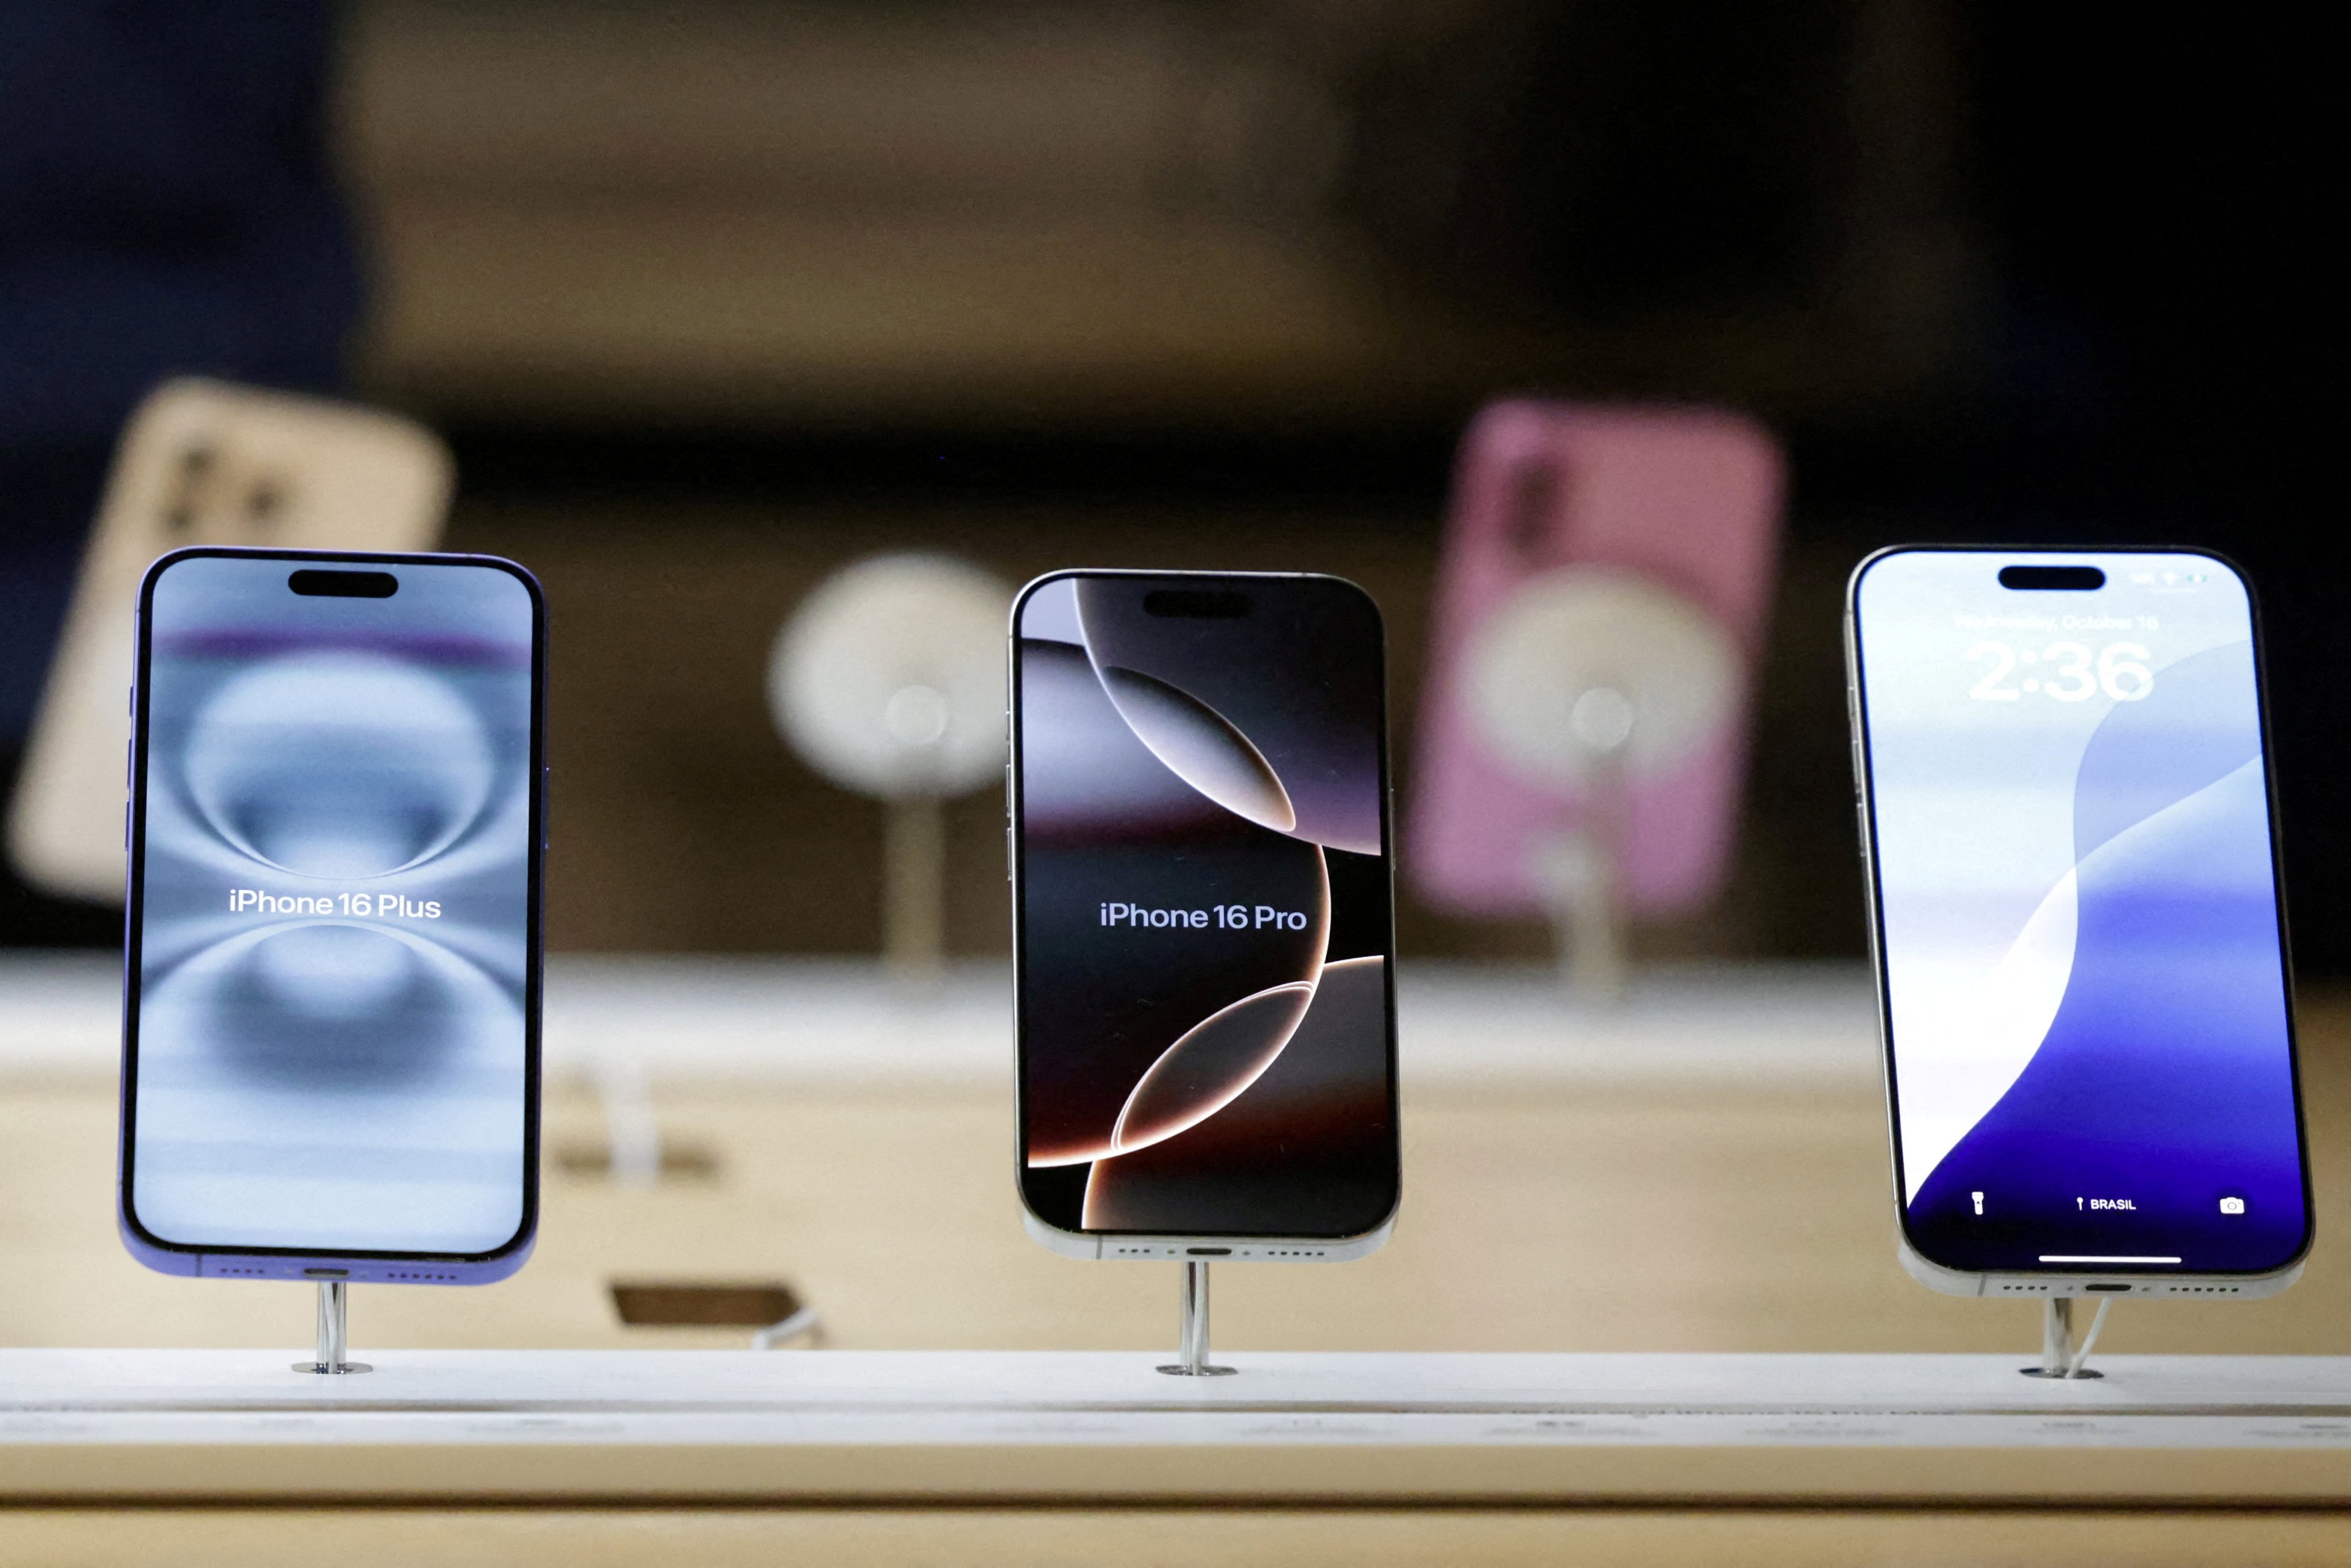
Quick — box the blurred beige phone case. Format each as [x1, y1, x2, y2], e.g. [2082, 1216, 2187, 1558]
[7, 378, 452, 903]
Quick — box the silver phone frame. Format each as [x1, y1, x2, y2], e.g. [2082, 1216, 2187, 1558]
[1845, 543, 2312, 1302]
[1006, 568, 1401, 1264]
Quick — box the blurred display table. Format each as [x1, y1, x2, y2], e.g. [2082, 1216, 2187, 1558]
[10, 962, 2349, 1559]
[6, 1349, 2351, 1505]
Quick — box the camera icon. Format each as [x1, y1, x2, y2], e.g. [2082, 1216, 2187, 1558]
[2218, 1196, 2247, 1215]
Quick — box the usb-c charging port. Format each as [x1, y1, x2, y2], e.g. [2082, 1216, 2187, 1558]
[302, 1268, 350, 1278]
[2084, 1282, 2132, 1292]
[1185, 1246, 1231, 1256]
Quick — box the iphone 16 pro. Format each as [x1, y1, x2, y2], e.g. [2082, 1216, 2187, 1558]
[1848, 547, 2309, 1296]
[121, 548, 545, 1283]
[1010, 571, 1400, 1259]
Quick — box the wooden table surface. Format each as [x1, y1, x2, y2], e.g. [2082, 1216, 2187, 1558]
[5, 975, 2350, 1562]
[5, 1009, 2348, 1362]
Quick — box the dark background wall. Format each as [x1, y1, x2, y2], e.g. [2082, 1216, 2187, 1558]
[2, 2, 2337, 969]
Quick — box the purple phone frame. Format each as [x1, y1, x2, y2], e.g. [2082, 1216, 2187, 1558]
[117, 546, 545, 1286]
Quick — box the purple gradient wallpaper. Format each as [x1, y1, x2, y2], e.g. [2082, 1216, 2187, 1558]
[126, 551, 540, 1263]
[1014, 572, 1397, 1238]
[1854, 549, 2307, 1276]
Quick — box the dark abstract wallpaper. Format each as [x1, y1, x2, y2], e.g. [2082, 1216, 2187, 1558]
[1016, 572, 1397, 1237]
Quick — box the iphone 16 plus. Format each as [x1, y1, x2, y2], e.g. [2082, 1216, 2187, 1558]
[1848, 547, 2310, 1298]
[1010, 571, 1400, 1259]
[121, 548, 545, 1283]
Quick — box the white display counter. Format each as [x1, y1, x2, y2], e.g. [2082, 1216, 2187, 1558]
[5, 1349, 2349, 1504]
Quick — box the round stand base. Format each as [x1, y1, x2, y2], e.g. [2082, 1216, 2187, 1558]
[2017, 1366, 2102, 1380]
[1157, 1362, 1237, 1377]
[293, 1361, 373, 1375]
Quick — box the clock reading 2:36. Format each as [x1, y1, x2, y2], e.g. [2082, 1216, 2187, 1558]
[1967, 641, 2154, 703]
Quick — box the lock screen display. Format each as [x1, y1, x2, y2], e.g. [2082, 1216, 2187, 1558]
[1014, 572, 1398, 1237]
[127, 552, 540, 1257]
[1853, 549, 2306, 1273]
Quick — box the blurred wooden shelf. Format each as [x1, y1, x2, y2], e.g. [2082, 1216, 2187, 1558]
[6, 969, 2351, 1558]
[7, 1348, 2351, 1505]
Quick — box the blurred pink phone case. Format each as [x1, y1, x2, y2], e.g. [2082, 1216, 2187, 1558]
[1408, 401, 1784, 918]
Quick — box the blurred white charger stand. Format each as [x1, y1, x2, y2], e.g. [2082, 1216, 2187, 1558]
[1461, 568, 1736, 1002]
[768, 555, 1010, 984]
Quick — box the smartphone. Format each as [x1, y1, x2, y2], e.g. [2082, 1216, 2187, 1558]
[1409, 401, 1781, 920]
[121, 547, 544, 1283]
[1009, 571, 1399, 1259]
[1848, 546, 2309, 1297]
[11, 378, 451, 904]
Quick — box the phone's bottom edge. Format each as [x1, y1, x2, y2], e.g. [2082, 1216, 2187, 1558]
[118, 1214, 536, 1286]
[1898, 1234, 2304, 1300]
[1019, 1209, 1395, 1263]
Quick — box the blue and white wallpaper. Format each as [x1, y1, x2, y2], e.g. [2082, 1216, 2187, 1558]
[130, 555, 536, 1256]
[1856, 551, 2303, 1273]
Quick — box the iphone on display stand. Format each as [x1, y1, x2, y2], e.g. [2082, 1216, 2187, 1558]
[121, 548, 544, 1364]
[1848, 547, 2309, 1371]
[1009, 571, 1401, 1369]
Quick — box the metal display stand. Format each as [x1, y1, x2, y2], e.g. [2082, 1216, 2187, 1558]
[884, 795, 947, 987]
[293, 1280, 371, 1376]
[2021, 1296, 2112, 1380]
[1528, 694, 1634, 1005]
[751, 1299, 824, 1350]
[1157, 1260, 1236, 1377]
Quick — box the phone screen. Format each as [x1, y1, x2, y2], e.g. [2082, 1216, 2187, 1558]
[1012, 572, 1399, 1239]
[125, 552, 541, 1259]
[1852, 549, 2306, 1275]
